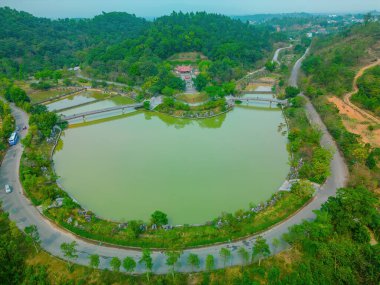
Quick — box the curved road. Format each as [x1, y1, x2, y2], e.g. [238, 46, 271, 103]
[0, 48, 348, 274]
[273, 45, 293, 65]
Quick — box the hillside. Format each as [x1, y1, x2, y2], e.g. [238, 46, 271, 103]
[302, 22, 380, 96]
[302, 21, 380, 190]
[84, 12, 282, 85]
[0, 7, 149, 76]
[0, 8, 284, 92]
[352, 65, 380, 116]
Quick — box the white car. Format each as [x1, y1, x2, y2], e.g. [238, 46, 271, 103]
[4, 184, 12, 194]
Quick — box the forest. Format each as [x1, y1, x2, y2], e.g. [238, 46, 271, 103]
[0, 8, 283, 95]
[0, 8, 148, 76]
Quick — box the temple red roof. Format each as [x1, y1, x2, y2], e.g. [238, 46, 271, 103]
[176, 66, 192, 73]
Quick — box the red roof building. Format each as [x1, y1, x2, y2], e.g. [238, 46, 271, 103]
[176, 65, 193, 73]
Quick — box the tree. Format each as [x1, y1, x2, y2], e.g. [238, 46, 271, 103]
[162, 86, 176, 96]
[60, 241, 78, 271]
[110, 257, 121, 272]
[24, 225, 40, 253]
[219, 247, 231, 267]
[143, 100, 151, 110]
[222, 82, 236, 95]
[187, 253, 200, 271]
[265, 60, 277, 72]
[290, 180, 315, 198]
[285, 86, 300, 98]
[205, 255, 215, 272]
[123, 256, 136, 273]
[139, 249, 153, 281]
[165, 251, 181, 280]
[238, 247, 250, 266]
[193, 73, 209, 91]
[89, 254, 100, 269]
[150, 210, 168, 226]
[4, 86, 30, 105]
[252, 236, 271, 266]
[29, 110, 58, 138]
[272, 238, 281, 251]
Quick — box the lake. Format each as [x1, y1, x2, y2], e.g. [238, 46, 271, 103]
[54, 103, 289, 225]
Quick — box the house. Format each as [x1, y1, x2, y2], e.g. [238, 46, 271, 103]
[175, 66, 193, 74]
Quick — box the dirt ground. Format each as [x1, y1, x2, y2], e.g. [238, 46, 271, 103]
[244, 77, 276, 91]
[328, 96, 380, 147]
[327, 59, 380, 147]
[343, 59, 380, 125]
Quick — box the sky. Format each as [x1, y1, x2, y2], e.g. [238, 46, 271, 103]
[1, 0, 380, 18]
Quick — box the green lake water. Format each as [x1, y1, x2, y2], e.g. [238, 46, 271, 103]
[54, 106, 289, 225]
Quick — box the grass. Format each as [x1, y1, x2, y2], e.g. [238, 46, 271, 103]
[44, 191, 313, 249]
[176, 93, 208, 103]
[168, 52, 207, 62]
[109, 96, 136, 105]
[28, 89, 68, 103]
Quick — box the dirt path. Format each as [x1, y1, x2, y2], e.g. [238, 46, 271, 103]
[328, 96, 380, 147]
[328, 59, 380, 147]
[343, 59, 380, 124]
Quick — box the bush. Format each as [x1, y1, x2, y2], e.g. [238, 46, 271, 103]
[285, 86, 300, 98]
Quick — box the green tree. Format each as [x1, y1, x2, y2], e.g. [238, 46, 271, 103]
[290, 180, 315, 198]
[139, 249, 153, 281]
[123, 256, 136, 273]
[24, 225, 40, 253]
[252, 236, 270, 266]
[193, 73, 209, 91]
[238, 247, 250, 266]
[165, 251, 181, 280]
[265, 60, 277, 72]
[205, 254, 215, 272]
[150, 210, 168, 226]
[89, 254, 100, 269]
[143, 100, 151, 110]
[60, 241, 78, 272]
[272, 238, 281, 251]
[219, 247, 231, 267]
[110, 257, 121, 272]
[187, 253, 200, 271]
[285, 86, 300, 98]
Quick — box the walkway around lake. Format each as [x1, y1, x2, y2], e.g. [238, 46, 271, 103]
[0, 48, 348, 274]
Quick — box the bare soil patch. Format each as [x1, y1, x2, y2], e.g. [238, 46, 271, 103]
[328, 96, 380, 147]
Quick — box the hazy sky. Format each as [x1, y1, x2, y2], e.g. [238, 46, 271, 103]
[1, 0, 380, 18]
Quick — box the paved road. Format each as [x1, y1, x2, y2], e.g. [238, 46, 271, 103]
[239, 45, 293, 82]
[273, 45, 292, 64]
[0, 48, 348, 274]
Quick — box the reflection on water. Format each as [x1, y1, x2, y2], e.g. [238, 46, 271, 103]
[145, 112, 227, 129]
[47, 95, 96, 111]
[55, 106, 289, 224]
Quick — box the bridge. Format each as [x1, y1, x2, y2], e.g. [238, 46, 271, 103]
[239, 90, 273, 95]
[226, 96, 288, 106]
[60, 103, 144, 121]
